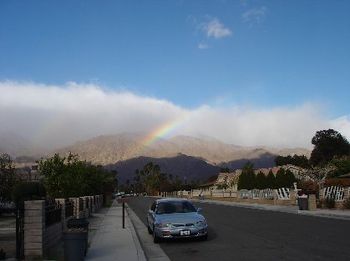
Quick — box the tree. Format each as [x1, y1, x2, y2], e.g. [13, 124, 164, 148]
[327, 156, 350, 178]
[139, 162, 163, 195]
[275, 168, 286, 188]
[0, 153, 18, 202]
[172, 175, 183, 191]
[310, 129, 350, 166]
[275, 155, 310, 168]
[39, 153, 115, 198]
[285, 169, 296, 188]
[256, 171, 267, 189]
[238, 162, 256, 190]
[12, 182, 46, 208]
[266, 170, 276, 189]
[133, 169, 144, 194]
[275, 168, 296, 188]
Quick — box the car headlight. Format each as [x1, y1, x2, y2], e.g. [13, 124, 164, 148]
[196, 220, 207, 227]
[155, 223, 172, 228]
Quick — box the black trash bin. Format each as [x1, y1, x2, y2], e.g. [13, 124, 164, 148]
[66, 218, 89, 255]
[297, 196, 308, 210]
[64, 230, 87, 261]
[67, 218, 89, 230]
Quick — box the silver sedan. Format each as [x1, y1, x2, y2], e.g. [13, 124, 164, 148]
[147, 198, 208, 243]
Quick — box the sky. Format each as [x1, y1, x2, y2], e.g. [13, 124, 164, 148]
[0, 0, 350, 149]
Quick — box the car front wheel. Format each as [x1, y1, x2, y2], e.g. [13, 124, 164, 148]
[153, 226, 160, 243]
[147, 218, 152, 234]
[148, 225, 152, 234]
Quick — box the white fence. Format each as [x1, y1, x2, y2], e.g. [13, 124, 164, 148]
[276, 188, 290, 200]
[322, 186, 347, 201]
[186, 188, 291, 200]
[260, 189, 275, 200]
[236, 188, 290, 200]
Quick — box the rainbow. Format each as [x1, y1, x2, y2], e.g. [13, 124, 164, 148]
[138, 114, 190, 151]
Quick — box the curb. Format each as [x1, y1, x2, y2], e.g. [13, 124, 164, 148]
[191, 198, 350, 221]
[126, 204, 171, 261]
[125, 205, 147, 261]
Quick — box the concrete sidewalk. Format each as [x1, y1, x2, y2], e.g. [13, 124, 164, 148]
[86, 200, 146, 261]
[191, 198, 350, 220]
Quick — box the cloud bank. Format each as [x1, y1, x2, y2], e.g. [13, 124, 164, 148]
[0, 81, 349, 151]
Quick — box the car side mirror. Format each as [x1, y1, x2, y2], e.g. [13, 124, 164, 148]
[197, 207, 202, 213]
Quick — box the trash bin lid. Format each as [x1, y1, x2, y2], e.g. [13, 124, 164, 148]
[67, 218, 89, 228]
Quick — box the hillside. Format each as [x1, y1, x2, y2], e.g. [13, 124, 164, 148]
[57, 133, 310, 165]
[0, 132, 311, 182]
[105, 154, 221, 184]
[106, 152, 287, 184]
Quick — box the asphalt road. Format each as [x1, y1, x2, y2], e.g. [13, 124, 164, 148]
[127, 197, 350, 261]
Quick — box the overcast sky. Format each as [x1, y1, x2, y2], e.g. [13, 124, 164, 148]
[0, 1, 349, 149]
[0, 81, 349, 150]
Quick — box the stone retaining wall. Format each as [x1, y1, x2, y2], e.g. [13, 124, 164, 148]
[23, 194, 103, 260]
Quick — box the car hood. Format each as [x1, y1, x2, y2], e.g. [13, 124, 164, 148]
[155, 212, 205, 224]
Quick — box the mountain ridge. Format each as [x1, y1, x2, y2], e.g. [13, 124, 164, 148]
[56, 133, 310, 165]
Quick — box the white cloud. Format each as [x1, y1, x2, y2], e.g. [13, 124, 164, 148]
[202, 18, 232, 39]
[242, 6, 267, 26]
[198, 43, 209, 49]
[0, 81, 349, 150]
[330, 116, 350, 141]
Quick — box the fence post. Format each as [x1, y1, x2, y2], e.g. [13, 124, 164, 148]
[346, 188, 350, 200]
[273, 190, 278, 205]
[56, 198, 66, 230]
[85, 197, 90, 218]
[91, 196, 95, 213]
[289, 191, 297, 205]
[71, 197, 79, 218]
[24, 200, 45, 260]
[308, 194, 317, 210]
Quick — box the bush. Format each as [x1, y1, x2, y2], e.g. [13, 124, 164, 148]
[343, 197, 350, 209]
[323, 197, 335, 209]
[12, 182, 46, 208]
[39, 153, 116, 198]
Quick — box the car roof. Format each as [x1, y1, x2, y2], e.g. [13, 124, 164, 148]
[155, 198, 189, 203]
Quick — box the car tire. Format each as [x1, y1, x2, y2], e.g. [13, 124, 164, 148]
[147, 218, 152, 234]
[153, 226, 160, 243]
[147, 225, 152, 234]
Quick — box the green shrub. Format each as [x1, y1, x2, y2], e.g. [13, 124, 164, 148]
[343, 197, 350, 209]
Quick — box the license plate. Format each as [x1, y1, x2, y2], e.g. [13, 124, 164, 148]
[180, 230, 190, 236]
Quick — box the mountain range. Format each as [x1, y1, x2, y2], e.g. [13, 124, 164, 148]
[57, 133, 310, 165]
[1, 132, 310, 183]
[58, 133, 309, 183]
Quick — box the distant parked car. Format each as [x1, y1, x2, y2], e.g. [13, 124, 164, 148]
[147, 198, 208, 243]
[114, 192, 125, 198]
[0, 201, 16, 215]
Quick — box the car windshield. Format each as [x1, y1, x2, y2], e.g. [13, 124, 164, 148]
[156, 201, 196, 214]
